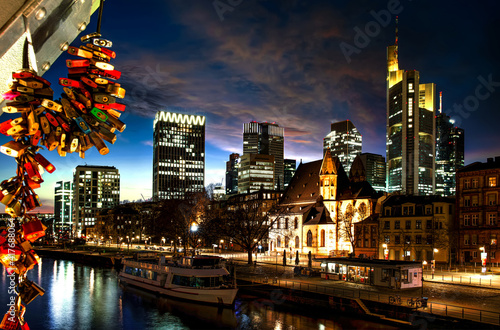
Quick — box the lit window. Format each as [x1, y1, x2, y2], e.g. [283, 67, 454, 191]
[489, 177, 497, 187]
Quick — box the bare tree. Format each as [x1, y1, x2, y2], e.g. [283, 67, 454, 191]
[205, 199, 286, 264]
[337, 205, 356, 256]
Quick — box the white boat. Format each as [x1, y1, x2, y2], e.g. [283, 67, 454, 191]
[118, 255, 238, 306]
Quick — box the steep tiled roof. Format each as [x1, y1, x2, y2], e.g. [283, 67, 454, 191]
[280, 160, 321, 205]
[303, 206, 335, 225]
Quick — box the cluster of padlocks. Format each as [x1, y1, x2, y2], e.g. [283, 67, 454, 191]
[0, 33, 125, 329]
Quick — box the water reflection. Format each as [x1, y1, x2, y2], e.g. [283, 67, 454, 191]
[0, 259, 396, 329]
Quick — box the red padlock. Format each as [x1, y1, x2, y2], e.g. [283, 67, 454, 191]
[22, 220, 45, 243]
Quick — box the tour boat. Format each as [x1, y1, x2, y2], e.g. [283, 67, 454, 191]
[118, 254, 238, 306]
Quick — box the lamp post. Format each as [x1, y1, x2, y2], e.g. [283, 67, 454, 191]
[220, 239, 224, 254]
[126, 235, 130, 252]
[480, 246, 487, 274]
[190, 222, 198, 255]
[432, 248, 438, 279]
[422, 260, 427, 297]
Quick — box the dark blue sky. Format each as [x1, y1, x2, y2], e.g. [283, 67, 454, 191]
[1, 0, 499, 210]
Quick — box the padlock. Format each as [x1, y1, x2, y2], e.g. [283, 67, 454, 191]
[69, 137, 79, 153]
[30, 130, 42, 146]
[68, 67, 87, 76]
[89, 68, 120, 80]
[13, 95, 35, 103]
[85, 44, 116, 58]
[60, 98, 78, 119]
[75, 92, 92, 109]
[97, 126, 116, 144]
[18, 280, 45, 305]
[38, 116, 50, 134]
[33, 87, 53, 99]
[13, 70, 35, 79]
[62, 87, 76, 101]
[23, 163, 42, 183]
[110, 103, 126, 111]
[56, 145, 66, 157]
[44, 112, 59, 127]
[59, 133, 66, 149]
[0, 141, 29, 158]
[0, 311, 19, 330]
[33, 154, 55, 173]
[22, 251, 39, 271]
[0, 119, 14, 135]
[80, 77, 97, 88]
[5, 125, 27, 137]
[27, 111, 39, 135]
[41, 99, 62, 112]
[55, 115, 71, 132]
[25, 178, 41, 190]
[44, 131, 58, 151]
[105, 85, 126, 99]
[70, 99, 86, 113]
[16, 87, 34, 95]
[89, 131, 109, 155]
[67, 46, 93, 59]
[6, 199, 21, 217]
[55, 126, 62, 137]
[17, 79, 43, 89]
[2, 106, 30, 114]
[80, 32, 101, 43]
[105, 114, 126, 133]
[59, 78, 82, 89]
[22, 220, 45, 243]
[93, 38, 112, 48]
[94, 62, 114, 71]
[74, 117, 91, 134]
[33, 74, 51, 86]
[66, 59, 90, 68]
[91, 108, 108, 122]
[92, 93, 113, 104]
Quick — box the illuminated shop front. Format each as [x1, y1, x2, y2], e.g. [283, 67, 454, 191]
[317, 257, 422, 290]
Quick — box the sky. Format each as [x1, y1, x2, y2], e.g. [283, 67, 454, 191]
[1, 0, 499, 212]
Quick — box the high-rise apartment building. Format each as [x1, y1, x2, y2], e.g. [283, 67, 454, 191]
[153, 111, 205, 200]
[359, 153, 386, 192]
[238, 154, 275, 193]
[72, 165, 120, 237]
[323, 120, 362, 173]
[243, 122, 284, 190]
[436, 108, 464, 196]
[54, 181, 73, 238]
[284, 159, 297, 188]
[225, 153, 240, 195]
[386, 27, 436, 195]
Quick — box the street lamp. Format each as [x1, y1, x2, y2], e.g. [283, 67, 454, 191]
[432, 248, 438, 279]
[422, 260, 427, 297]
[480, 246, 487, 274]
[383, 243, 388, 260]
[162, 237, 165, 246]
[220, 239, 224, 253]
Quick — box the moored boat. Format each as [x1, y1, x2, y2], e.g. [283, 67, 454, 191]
[118, 254, 238, 306]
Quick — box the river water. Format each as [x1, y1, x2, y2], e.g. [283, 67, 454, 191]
[0, 259, 396, 329]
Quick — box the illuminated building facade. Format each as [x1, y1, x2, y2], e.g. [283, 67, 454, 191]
[323, 120, 362, 173]
[225, 153, 240, 195]
[243, 122, 284, 190]
[457, 157, 500, 264]
[284, 159, 297, 188]
[359, 153, 386, 192]
[72, 165, 120, 237]
[386, 29, 436, 195]
[153, 111, 205, 200]
[238, 154, 275, 193]
[436, 111, 464, 196]
[54, 181, 73, 238]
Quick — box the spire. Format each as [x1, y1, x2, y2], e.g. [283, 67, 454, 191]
[394, 16, 399, 59]
[439, 91, 443, 114]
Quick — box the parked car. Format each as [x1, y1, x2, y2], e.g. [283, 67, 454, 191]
[135, 246, 142, 249]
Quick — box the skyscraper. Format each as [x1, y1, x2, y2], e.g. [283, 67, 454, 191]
[72, 165, 120, 237]
[54, 181, 73, 239]
[238, 154, 275, 193]
[323, 120, 362, 172]
[153, 111, 205, 200]
[284, 159, 297, 188]
[359, 153, 386, 192]
[243, 121, 284, 190]
[225, 153, 240, 195]
[386, 23, 436, 195]
[436, 104, 465, 196]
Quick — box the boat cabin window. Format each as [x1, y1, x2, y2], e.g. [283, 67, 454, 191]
[124, 267, 157, 281]
[172, 275, 223, 288]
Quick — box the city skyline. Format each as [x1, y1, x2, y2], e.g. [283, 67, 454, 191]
[1, 0, 499, 211]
